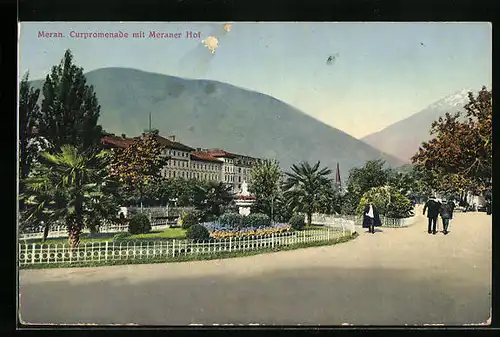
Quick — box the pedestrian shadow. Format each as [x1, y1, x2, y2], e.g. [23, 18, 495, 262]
[363, 228, 384, 234]
[423, 231, 452, 235]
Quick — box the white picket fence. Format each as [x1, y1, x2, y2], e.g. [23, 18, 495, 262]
[18, 227, 351, 266]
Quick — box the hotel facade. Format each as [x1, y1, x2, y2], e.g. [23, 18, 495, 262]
[101, 133, 263, 194]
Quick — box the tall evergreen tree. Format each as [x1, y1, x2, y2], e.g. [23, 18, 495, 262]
[38, 49, 102, 152]
[19, 72, 41, 211]
[19, 72, 41, 182]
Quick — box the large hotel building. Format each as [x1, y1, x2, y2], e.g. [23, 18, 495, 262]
[101, 132, 263, 194]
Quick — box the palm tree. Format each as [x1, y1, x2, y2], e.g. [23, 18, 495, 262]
[283, 161, 333, 226]
[22, 145, 116, 248]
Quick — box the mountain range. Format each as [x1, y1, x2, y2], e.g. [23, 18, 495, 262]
[361, 89, 472, 162]
[30, 67, 406, 180]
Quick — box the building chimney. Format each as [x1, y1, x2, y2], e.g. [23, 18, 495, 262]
[196, 147, 202, 152]
[168, 135, 176, 142]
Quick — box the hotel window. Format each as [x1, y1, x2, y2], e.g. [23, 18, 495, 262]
[173, 171, 176, 177]
[239, 176, 241, 182]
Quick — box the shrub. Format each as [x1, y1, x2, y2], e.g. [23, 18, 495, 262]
[180, 211, 199, 229]
[218, 212, 244, 229]
[128, 213, 151, 234]
[113, 232, 131, 242]
[357, 186, 414, 218]
[385, 193, 414, 218]
[186, 224, 210, 241]
[289, 214, 305, 231]
[245, 213, 271, 227]
[356, 186, 391, 216]
[201, 213, 217, 222]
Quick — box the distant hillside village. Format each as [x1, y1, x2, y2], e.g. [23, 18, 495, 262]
[101, 132, 265, 194]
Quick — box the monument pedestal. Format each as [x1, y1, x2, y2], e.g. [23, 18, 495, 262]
[235, 199, 254, 216]
[235, 181, 255, 216]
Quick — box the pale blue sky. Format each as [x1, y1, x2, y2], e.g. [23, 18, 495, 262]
[19, 22, 491, 138]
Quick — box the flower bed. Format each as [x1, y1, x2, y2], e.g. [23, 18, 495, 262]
[201, 222, 292, 239]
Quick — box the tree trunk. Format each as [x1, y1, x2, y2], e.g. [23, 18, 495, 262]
[42, 223, 50, 243]
[68, 221, 83, 249]
[307, 212, 312, 227]
[140, 184, 144, 213]
[270, 198, 274, 224]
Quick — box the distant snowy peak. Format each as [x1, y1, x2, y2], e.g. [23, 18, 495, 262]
[428, 88, 473, 110]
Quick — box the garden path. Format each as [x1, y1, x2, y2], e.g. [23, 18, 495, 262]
[19, 207, 491, 325]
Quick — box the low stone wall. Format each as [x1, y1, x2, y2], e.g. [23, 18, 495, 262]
[311, 213, 418, 228]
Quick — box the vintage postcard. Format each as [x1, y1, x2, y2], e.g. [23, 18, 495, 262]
[17, 22, 492, 326]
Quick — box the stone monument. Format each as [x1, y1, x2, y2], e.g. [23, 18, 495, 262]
[235, 181, 255, 216]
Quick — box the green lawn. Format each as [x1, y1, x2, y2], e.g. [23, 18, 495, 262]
[20, 228, 187, 245]
[127, 228, 186, 240]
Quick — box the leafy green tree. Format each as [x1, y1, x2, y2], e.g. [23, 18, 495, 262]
[249, 159, 282, 223]
[37, 49, 103, 152]
[315, 181, 342, 215]
[23, 145, 115, 247]
[342, 159, 390, 214]
[387, 169, 419, 196]
[85, 178, 121, 235]
[412, 86, 492, 195]
[346, 159, 390, 198]
[109, 133, 167, 211]
[146, 178, 207, 207]
[356, 186, 413, 218]
[194, 181, 234, 219]
[283, 161, 332, 227]
[356, 186, 391, 216]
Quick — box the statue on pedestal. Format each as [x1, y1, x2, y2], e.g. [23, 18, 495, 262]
[240, 181, 250, 196]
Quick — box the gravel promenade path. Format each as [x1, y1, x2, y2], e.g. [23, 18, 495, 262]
[19, 206, 491, 326]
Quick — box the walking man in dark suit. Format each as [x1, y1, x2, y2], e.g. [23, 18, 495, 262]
[423, 196, 441, 234]
[439, 199, 455, 235]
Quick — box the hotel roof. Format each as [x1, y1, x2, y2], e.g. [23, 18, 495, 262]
[151, 135, 195, 152]
[205, 149, 238, 158]
[101, 135, 135, 149]
[190, 152, 223, 163]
